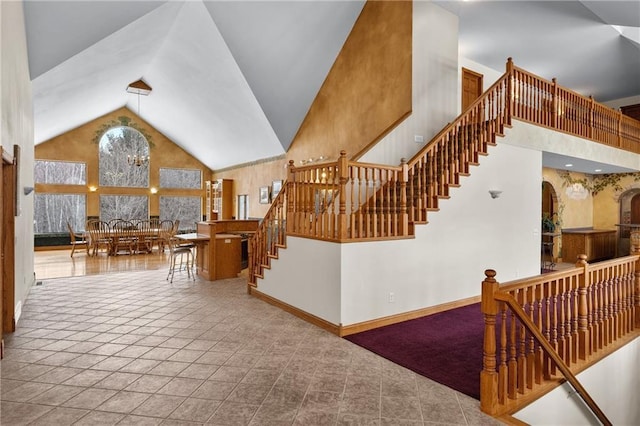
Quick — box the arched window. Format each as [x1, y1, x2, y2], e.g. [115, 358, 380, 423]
[99, 126, 149, 188]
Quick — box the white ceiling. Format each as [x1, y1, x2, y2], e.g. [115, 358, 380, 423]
[25, 1, 640, 172]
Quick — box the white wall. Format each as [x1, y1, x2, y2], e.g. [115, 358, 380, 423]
[340, 142, 540, 325]
[604, 94, 640, 111]
[258, 136, 541, 327]
[515, 338, 640, 425]
[361, 1, 458, 166]
[1, 0, 35, 324]
[505, 120, 640, 172]
[258, 237, 342, 325]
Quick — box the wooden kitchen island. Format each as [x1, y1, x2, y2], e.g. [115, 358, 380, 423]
[561, 228, 616, 263]
[177, 220, 259, 281]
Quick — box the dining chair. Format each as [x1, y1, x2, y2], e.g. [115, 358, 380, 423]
[67, 221, 88, 257]
[166, 237, 195, 283]
[112, 220, 137, 255]
[135, 219, 154, 253]
[86, 220, 112, 256]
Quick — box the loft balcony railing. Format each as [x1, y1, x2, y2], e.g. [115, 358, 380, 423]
[248, 58, 640, 285]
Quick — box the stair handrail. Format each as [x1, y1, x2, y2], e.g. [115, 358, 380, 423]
[248, 179, 288, 286]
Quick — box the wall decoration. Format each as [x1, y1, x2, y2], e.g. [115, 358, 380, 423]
[259, 186, 271, 204]
[91, 116, 155, 148]
[272, 180, 283, 198]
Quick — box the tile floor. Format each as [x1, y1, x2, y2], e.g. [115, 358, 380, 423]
[0, 268, 503, 425]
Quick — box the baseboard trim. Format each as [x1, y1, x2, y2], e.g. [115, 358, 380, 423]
[249, 289, 480, 338]
[249, 288, 341, 335]
[340, 295, 481, 336]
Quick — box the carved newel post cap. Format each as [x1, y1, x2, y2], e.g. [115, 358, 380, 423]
[484, 269, 497, 279]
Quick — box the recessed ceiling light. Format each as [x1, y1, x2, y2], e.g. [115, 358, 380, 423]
[595, 169, 602, 172]
[565, 163, 573, 167]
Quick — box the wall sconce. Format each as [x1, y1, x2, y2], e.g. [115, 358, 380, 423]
[488, 190, 502, 199]
[150, 187, 158, 194]
[88, 185, 98, 192]
[23, 186, 34, 196]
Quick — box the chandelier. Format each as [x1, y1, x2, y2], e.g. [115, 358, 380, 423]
[127, 154, 149, 167]
[126, 79, 152, 167]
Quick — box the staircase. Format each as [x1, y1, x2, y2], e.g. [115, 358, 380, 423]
[248, 58, 640, 286]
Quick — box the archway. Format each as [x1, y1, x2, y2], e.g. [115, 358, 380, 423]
[617, 188, 640, 255]
[541, 181, 560, 268]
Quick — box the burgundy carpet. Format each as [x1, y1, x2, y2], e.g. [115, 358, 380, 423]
[345, 303, 483, 399]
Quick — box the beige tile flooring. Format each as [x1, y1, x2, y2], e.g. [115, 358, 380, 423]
[1, 265, 503, 425]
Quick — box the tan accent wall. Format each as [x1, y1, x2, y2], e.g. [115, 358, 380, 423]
[542, 168, 594, 230]
[35, 107, 212, 218]
[214, 157, 288, 219]
[286, 0, 412, 164]
[216, 0, 412, 218]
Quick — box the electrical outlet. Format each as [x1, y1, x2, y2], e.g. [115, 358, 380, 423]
[414, 135, 424, 143]
[389, 292, 395, 303]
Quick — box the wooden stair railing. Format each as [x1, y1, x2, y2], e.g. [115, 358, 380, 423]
[480, 254, 640, 419]
[248, 58, 640, 285]
[490, 287, 612, 426]
[248, 182, 288, 286]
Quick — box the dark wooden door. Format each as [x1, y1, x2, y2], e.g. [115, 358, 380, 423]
[462, 68, 483, 111]
[631, 194, 640, 224]
[621, 104, 640, 121]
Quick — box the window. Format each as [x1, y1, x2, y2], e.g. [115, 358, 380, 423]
[159, 168, 201, 189]
[100, 195, 148, 222]
[159, 196, 201, 231]
[34, 194, 86, 233]
[99, 126, 149, 188]
[35, 160, 86, 185]
[237, 194, 248, 220]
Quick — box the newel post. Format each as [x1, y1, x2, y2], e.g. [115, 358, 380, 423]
[399, 158, 409, 236]
[286, 160, 295, 234]
[505, 58, 514, 124]
[588, 96, 595, 140]
[630, 230, 640, 329]
[337, 150, 349, 241]
[575, 254, 590, 359]
[480, 269, 499, 415]
[617, 110, 623, 149]
[551, 77, 558, 129]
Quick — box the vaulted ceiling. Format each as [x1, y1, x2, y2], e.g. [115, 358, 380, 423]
[25, 1, 640, 172]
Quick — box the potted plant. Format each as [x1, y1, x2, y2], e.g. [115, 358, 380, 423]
[542, 213, 557, 233]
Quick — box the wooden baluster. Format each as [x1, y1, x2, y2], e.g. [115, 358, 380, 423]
[526, 286, 535, 389]
[570, 278, 579, 364]
[399, 160, 408, 237]
[535, 284, 544, 384]
[551, 78, 558, 129]
[550, 281, 558, 376]
[596, 271, 605, 351]
[558, 278, 567, 365]
[508, 307, 517, 399]
[332, 150, 344, 240]
[350, 166, 356, 239]
[517, 290, 526, 394]
[543, 282, 552, 379]
[481, 269, 499, 414]
[499, 303, 508, 404]
[602, 268, 610, 347]
[286, 160, 295, 235]
[634, 235, 640, 330]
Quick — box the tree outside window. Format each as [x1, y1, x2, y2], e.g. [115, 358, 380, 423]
[99, 126, 149, 188]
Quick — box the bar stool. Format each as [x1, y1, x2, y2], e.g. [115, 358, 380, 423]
[167, 237, 195, 283]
